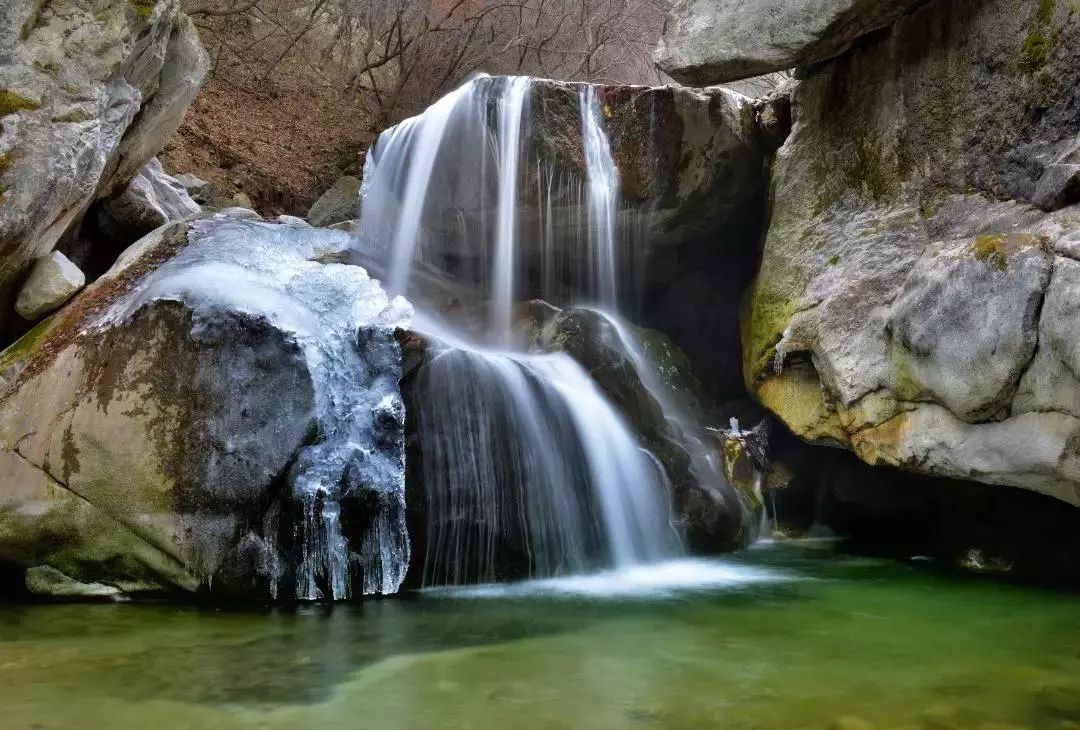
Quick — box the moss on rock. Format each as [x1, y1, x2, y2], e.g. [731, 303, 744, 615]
[0, 91, 40, 117]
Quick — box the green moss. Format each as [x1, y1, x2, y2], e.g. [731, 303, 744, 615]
[0, 90, 40, 117]
[0, 317, 57, 377]
[744, 285, 797, 384]
[0, 153, 11, 177]
[848, 137, 894, 201]
[1022, 31, 1051, 67]
[828, 255, 840, 266]
[1038, 0, 1057, 24]
[127, 0, 156, 19]
[972, 234, 1009, 271]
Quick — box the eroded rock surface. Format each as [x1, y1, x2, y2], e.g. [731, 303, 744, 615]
[98, 158, 201, 242]
[740, 0, 1080, 505]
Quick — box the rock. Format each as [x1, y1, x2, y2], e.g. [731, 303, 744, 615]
[14, 251, 85, 320]
[227, 192, 255, 211]
[543, 307, 748, 550]
[0, 210, 412, 599]
[888, 235, 1052, 421]
[0, 0, 208, 326]
[98, 158, 201, 241]
[1015, 258, 1080, 418]
[307, 176, 360, 227]
[174, 172, 210, 197]
[655, 0, 929, 85]
[1033, 142, 1080, 211]
[24, 565, 123, 599]
[741, 0, 1080, 505]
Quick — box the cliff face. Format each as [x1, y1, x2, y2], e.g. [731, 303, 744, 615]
[663, 0, 1080, 505]
[0, 0, 208, 330]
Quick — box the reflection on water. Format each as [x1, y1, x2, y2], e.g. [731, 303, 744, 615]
[2, 542, 1079, 729]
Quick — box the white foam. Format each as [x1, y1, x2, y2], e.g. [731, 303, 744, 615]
[425, 558, 792, 600]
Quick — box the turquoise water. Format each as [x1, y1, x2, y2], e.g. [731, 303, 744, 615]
[2, 542, 1079, 729]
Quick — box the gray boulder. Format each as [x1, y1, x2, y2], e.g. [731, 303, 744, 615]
[0, 210, 412, 599]
[99, 158, 201, 240]
[655, 0, 929, 85]
[308, 176, 360, 227]
[741, 0, 1080, 505]
[174, 172, 211, 198]
[14, 251, 85, 320]
[0, 0, 208, 323]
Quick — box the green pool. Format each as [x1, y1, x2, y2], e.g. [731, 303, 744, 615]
[2, 542, 1078, 729]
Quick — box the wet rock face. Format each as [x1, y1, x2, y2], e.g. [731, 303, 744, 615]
[656, 0, 929, 85]
[370, 77, 781, 294]
[740, 0, 1080, 505]
[0, 0, 208, 324]
[543, 307, 747, 551]
[528, 80, 777, 247]
[0, 211, 411, 599]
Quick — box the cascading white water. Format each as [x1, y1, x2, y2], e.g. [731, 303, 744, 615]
[583, 308, 731, 494]
[413, 317, 678, 585]
[492, 77, 531, 342]
[359, 76, 688, 587]
[580, 85, 620, 308]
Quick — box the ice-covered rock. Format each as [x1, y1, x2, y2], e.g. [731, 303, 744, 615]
[0, 210, 411, 599]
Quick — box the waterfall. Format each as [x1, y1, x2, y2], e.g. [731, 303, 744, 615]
[359, 76, 687, 587]
[492, 77, 531, 343]
[413, 318, 679, 586]
[580, 86, 620, 308]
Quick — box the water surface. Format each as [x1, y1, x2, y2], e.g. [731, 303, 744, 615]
[3, 542, 1079, 729]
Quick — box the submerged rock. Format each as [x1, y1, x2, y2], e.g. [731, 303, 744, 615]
[14, 251, 85, 321]
[0, 0, 208, 324]
[655, 0, 929, 85]
[0, 211, 411, 599]
[740, 0, 1080, 505]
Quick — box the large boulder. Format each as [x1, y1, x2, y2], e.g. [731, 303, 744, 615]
[655, 0, 929, 85]
[741, 0, 1080, 505]
[0, 0, 208, 322]
[0, 210, 411, 599]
